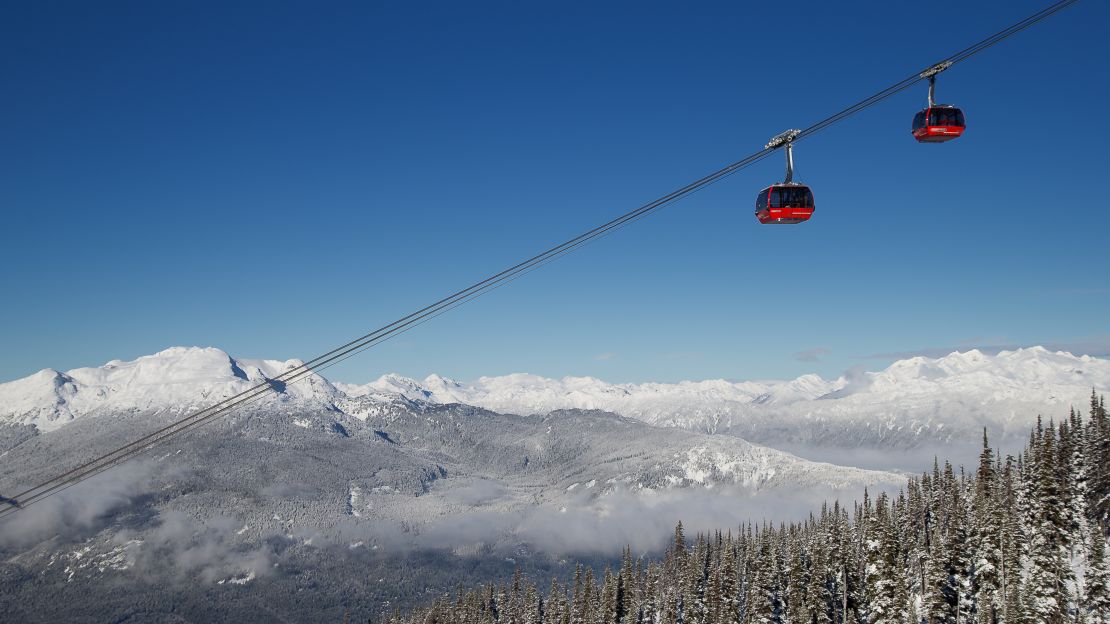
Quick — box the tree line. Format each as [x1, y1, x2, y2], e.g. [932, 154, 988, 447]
[390, 393, 1110, 624]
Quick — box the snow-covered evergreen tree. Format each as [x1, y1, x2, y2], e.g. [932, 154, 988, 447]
[1087, 392, 1110, 532]
[1084, 528, 1110, 623]
[971, 430, 1004, 624]
[1026, 420, 1075, 622]
[863, 493, 906, 624]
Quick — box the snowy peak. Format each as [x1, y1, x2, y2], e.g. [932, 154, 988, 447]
[2, 345, 1106, 448]
[862, 347, 1100, 395]
[338, 373, 435, 401]
[0, 368, 80, 430]
[336, 347, 1109, 449]
[0, 347, 340, 432]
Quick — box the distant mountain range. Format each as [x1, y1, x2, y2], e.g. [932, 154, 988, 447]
[0, 346, 906, 521]
[340, 346, 1109, 452]
[6, 344, 1102, 451]
[1, 345, 1104, 621]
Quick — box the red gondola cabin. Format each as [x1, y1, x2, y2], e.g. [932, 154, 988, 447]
[912, 105, 965, 143]
[755, 184, 814, 224]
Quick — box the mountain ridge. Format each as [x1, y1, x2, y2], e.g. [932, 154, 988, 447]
[2, 345, 1106, 451]
[341, 346, 1108, 450]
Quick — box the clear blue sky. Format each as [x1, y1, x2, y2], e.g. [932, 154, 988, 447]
[2, 0, 1108, 385]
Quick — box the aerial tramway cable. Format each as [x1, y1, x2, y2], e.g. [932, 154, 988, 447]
[0, 0, 1082, 520]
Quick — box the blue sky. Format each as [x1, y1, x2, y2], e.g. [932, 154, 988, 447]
[2, 0, 1108, 385]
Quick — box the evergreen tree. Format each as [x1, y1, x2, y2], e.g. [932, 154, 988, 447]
[781, 526, 807, 624]
[863, 493, 905, 624]
[1026, 420, 1074, 623]
[972, 430, 1004, 624]
[580, 568, 595, 624]
[745, 530, 780, 624]
[1067, 409, 1093, 555]
[1087, 392, 1110, 531]
[600, 568, 618, 624]
[804, 515, 834, 624]
[522, 585, 542, 624]
[572, 566, 584, 624]
[998, 456, 1025, 623]
[1084, 528, 1110, 623]
[684, 534, 710, 623]
[719, 535, 742, 624]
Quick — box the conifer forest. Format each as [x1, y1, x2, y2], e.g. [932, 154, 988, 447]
[393, 395, 1110, 624]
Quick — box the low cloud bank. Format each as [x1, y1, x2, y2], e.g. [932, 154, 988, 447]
[420, 483, 899, 557]
[0, 461, 154, 549]
[778, 439, 1027, 474]
[121, 511, 275, 584]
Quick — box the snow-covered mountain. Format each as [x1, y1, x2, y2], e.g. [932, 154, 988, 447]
[3, 346, 1105, 451]
[339, 347, 1110, 450]
[0, 347, 340, 432]
[0, 346, 906, 539]
[0, 357, 904, 621]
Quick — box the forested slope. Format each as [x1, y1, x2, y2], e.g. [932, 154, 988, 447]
[396, 394, 1110, 624]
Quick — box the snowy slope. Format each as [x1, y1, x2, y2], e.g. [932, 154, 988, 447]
[0, 399, 905, 556]
[0, 347, 906, 558]
[0, 396, 906, 622]
[339, 347, 1109, 448]
[0, 347, 340, 432]
[3, 345, 1105, 448]
[0, 348, 906, 552]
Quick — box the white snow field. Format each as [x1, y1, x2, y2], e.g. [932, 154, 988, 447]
[340, 346, 1109, 450]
